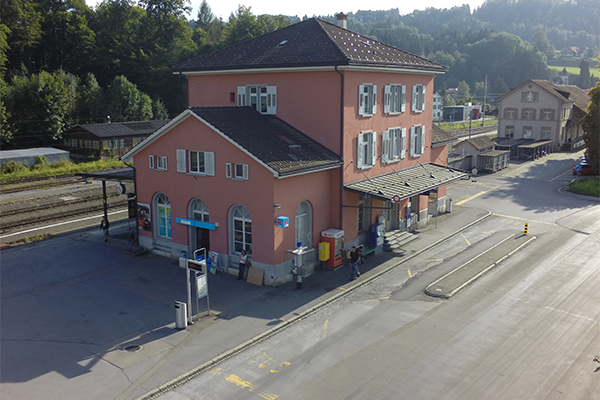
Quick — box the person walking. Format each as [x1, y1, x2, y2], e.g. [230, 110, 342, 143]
[237, 250, 248, 280]
[100, 216, 110, 242]
[349, 246, 360, 280]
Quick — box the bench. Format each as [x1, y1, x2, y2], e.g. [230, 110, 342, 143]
[357, 244, 375, 257]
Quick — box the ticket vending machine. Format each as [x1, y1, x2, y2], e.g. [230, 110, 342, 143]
[321, 229, 344, 269]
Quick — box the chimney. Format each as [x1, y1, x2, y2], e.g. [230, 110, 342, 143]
[336, 13, 348, 29]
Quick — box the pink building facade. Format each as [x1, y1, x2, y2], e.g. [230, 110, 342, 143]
[123, 17, 466, 285]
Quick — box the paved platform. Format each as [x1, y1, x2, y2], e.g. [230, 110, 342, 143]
[1, 205, 518, 400]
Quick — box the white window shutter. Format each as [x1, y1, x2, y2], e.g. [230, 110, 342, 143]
[243, 164, 249, 180]
[371, 132, 377, 166]
[421, 86, 426, 112]
[382, 130, 389, 163]
[401, 128, 407, 159]
[176, 149, 186, 172]
[205, 152, 215, 176]
[149, 155, 155, 169]
[410, 127, 416, 157]
[163, 156, 168, 170]
[420, 126, 425, 155]
[266, 86, 277, 114]
[412, 86, 417, 112]
[401, 85, 406, 113]
[384, 85, 390, 114]
[226, 163, 232, 178]
[358, 84, 365, 116]
[237, 86, 246, 106]
[372, 85, 377, 115]
[356, 132, 364, 168]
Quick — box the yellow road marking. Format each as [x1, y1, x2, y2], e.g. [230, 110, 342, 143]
[270, 362, 290, 373]
[424, 258, 444, 262]
[248, 353, 267, 364]
[259, 393, 279, 400]
[492, 213, 558, 226]
[322, 319, 329, 339]
[408, 269, 413, 278]
[258, 358, 275, 369]
[226, 375, 256, 391]
[455, 185, 499, 206]
[461, 232, 471, 246]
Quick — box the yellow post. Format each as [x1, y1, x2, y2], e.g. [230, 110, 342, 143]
[524, 223, 528, 235]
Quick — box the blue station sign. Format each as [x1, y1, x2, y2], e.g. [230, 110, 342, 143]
[175, 217, 216, 230]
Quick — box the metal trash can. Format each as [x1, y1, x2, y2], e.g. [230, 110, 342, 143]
[175, 301, 187, 329]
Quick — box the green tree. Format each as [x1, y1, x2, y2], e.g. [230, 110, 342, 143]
[582, 63, 600, 173]
[195, 0, 214, 31]
[0, 77, 13, 147]
[6, 69, 78, 148]
[494, 76, 509, 95]
[578, 59, 591, 90]
[457, 80, 471, 99]
[105, 75, 145, 121]
[1, 0, 42, 72]
[532, 31, 555, 60]
[474, 81, 486, 98]
[152, 98, 169, 119]
[78, 73, 103, 123]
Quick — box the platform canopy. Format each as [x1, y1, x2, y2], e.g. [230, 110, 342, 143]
[344, 163, 467, 202]
[75, 167, 134, 182]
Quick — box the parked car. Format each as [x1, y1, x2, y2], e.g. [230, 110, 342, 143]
[573, 163, 597, 176]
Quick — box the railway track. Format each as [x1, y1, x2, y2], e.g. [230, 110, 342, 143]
[1, 176, 85, 194]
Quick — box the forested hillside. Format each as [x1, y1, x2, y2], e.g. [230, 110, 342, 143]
[1, 0, 597, 149]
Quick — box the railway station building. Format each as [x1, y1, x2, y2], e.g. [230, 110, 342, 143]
[122, 16, 467, 285]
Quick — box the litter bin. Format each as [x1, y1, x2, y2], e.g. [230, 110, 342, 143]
[175, 301, 187, 329]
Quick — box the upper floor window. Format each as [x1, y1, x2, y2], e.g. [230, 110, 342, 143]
[522, 108, 536, 120]
[176, 149, 215, 175]
[523, 126, 533, 139]
[505, 126, 514, 138]
[150, 155, 168, 171]
[382, 127, 406, 163]
[384, 84, 406, 114]
[541, 127, 551, 139]
[521, 91, 539, 102]
[542, 109, 554, 121]
[504, 108, 517, 119]
[410, 125, 425, 157]
[358, 84, 377, 117]
[357, 131, 376, 168]
[412, 84, 426, 113]
[237, 85, 277, 114]
[226, 163, 249, 180]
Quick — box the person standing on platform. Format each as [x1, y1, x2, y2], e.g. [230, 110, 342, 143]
[349, 246, 360, 280]
[237, 250, 248, 280]
[100, 217, 110, 242]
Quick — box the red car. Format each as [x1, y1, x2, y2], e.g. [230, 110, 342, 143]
[573, 163, 597, 176]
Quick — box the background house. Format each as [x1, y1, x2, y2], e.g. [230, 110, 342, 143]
[496, 79, 589, 152]
[454, 136, 509, 173]
[63, 120, 169, 159]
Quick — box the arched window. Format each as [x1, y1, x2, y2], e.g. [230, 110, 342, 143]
[296, 201, 312, 248]
[232, 205, 252, 254]
[191, 198, 209, 222]
[156, 193, 171, 238]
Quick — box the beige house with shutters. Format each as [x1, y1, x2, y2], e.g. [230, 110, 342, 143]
[497, 80, 589, 152]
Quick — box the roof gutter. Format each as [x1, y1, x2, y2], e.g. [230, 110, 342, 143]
[335, 65, 344, 229]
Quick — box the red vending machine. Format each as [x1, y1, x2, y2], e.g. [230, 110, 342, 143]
[321, 229, 344, 269]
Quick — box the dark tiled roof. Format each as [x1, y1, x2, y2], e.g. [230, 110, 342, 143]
[431, 125, 458, 147]
[76, 120, 170, 138]
[190, 107, 342, 177]
[555, 84, 590, 112]
[173, 18, 444, 73]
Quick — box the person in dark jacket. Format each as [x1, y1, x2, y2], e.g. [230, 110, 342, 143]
[349, 246, 360, 280]
[100, 217, 110, 242]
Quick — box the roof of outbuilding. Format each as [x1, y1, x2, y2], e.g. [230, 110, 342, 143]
[74, 120, 170, 138]
[459, 136, 496, 150]
[172, 18, 444, 74]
